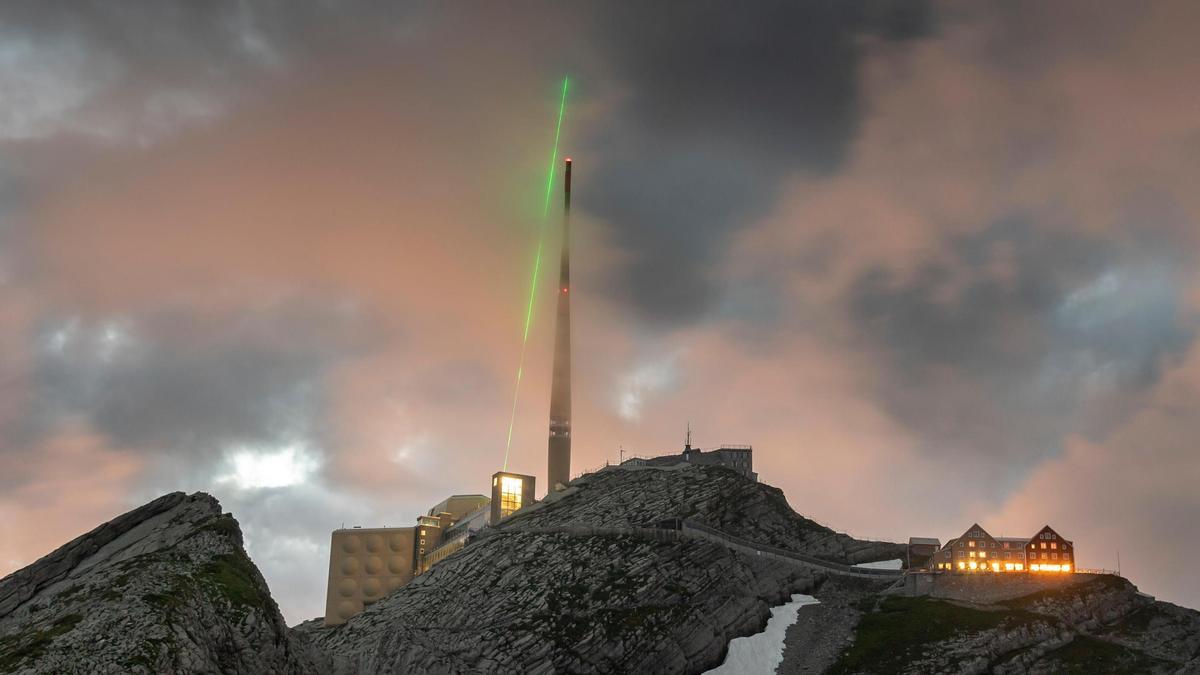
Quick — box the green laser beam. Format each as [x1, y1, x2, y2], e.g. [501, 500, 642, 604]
[503, 76, 568, 471]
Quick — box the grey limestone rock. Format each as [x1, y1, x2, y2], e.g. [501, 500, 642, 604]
[806, 575, 1200, 674]
[0, 492, 323, 675]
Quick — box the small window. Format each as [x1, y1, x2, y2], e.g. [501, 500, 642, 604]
[1041, 542, 1047, 549]
[1051, 542, 1057, 549]
[969, 551, 976, 558]
[1051, 552, 1058, 559]
[969, 541, 976, 547]
[1004, 552, 1011, 559]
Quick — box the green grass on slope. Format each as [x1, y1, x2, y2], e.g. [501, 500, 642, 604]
[1038, 635, 1172, 674]
[827, 596, 1037, 674]
[0, 614, 83, 673]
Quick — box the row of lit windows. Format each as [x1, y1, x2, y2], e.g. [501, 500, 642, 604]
[937, 561, 1072, 573]
[960, 547, 1027, 557]
[958, 540, 1067, 551]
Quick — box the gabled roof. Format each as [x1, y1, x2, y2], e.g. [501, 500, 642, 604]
[996, 537, 1028, 544]
[1029, 524, 1072, 544]
[956, 522, 996, 541]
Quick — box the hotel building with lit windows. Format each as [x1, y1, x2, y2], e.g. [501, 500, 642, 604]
[929, 523, 1075, 574]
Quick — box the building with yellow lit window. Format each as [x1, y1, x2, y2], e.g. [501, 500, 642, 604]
[929, 523, 1075, 574]
[490, 471, 536, 524]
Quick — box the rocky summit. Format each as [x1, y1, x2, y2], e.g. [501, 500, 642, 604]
[3, 464, 1200, 674]
[0, 492, 320, 674]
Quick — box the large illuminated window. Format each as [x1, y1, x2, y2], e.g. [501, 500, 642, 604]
[500, 476, 524, 518]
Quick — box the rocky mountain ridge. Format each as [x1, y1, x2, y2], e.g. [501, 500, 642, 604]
[0, 492, 320, 674]
[3, 465, 1198, 674]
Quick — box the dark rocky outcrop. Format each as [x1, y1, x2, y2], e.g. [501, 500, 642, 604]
[504, 464, 906, 565]
[0, 492, 323, 674]
[794, 574, 1200, 674]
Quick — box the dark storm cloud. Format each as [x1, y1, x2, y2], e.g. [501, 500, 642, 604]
[579, 1, 933, 323]
[848, 219, 1195, 478]
[0, 0, 426, 142]
[19, 297, 376, 465]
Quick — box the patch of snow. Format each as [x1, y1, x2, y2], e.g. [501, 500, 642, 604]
[703, 593, 819, 675]
[853, 558, 903, 570]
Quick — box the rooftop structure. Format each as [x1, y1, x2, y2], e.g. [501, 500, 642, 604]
[621, 433, 757, 482]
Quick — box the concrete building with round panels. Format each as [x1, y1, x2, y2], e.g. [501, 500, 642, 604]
[324, 526, 420, 625]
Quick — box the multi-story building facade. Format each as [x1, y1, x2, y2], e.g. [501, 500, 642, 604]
[929, 523, 1075, 573]
[1025, 525, 1074, 572]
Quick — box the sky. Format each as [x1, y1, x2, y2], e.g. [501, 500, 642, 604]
[1, 1, 1198, 623]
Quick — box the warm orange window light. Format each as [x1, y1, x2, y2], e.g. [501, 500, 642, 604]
[991, 562, 1000, 572]
[1016, 563, 1024, 571]
[969, 561, 978, 570]
[1005, 563, 1015, 571]
[958, 562, 966, 570]
[499, 476, 524, 518]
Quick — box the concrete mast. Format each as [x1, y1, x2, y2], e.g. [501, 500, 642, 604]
[547, 157, 572, 491]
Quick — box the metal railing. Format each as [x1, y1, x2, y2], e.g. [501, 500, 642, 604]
[678, 519, 902, 578]
[1075, 568, 1121, 576]
[486, 519, 902, 579]
[570, 461, 612, 480]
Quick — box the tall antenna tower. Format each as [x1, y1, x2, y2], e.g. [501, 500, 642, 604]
[547, 158, 573, 491]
